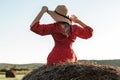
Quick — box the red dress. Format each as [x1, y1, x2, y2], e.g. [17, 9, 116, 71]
[30, 22, 93, 65]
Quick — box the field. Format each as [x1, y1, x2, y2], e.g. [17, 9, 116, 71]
[0, 74, 24, 80]
[0, 63, 43, 80]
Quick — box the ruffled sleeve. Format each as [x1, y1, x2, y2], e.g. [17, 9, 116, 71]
[74, 25, 93, 39]
[30, 22, 55, 36]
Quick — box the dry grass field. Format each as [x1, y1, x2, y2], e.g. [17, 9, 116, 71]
[0, 74, 24, 80]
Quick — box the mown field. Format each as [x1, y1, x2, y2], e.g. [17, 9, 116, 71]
[0, 63, 43, 80]
[0, 74, 24, 80]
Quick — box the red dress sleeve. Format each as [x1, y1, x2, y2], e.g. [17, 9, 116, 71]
[74, 25, 93, 39]
[30, 22, 55, 36]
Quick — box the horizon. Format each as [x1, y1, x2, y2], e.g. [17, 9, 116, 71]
[0, 59, 120, 64]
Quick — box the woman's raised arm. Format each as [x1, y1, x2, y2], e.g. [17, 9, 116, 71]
[70, 15, 88, 28]
[30, 6, 48, 27]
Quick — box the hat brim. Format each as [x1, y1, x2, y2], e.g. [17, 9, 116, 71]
[47, 10, 71, 24]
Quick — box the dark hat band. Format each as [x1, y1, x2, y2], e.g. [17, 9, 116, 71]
[54, 10, 71, 21]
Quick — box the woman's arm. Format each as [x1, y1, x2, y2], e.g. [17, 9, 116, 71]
[30, 6, 48, 27]
[70, 15, 87, 28]
[70, 15, 93, 39]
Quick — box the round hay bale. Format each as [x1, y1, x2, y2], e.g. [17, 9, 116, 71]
[22, 62, 120, 80]
[5, 70, 16, 78]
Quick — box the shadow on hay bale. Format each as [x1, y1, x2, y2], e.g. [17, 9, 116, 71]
[22, 62, 120, 80]
[5, 70, 16, 78]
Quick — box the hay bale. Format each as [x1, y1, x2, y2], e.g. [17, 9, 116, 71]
[22, 62, 120, 80]
[5, 70, 16, 78]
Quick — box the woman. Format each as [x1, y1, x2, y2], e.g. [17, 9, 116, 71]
[30, 5, 93, 65]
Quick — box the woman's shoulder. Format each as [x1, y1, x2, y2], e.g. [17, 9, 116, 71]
[71, 24, 80, 29]
[44, 22, 59, 27]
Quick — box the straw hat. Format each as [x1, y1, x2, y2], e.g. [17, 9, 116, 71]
[47, 5, 71, 24]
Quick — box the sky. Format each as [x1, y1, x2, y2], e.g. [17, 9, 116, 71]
[0, 0, 120, 64]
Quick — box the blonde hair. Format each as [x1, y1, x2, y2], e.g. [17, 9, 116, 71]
[58, 22, 72, 37]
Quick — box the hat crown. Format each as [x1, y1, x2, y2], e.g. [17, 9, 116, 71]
[55, 5, 68, 16]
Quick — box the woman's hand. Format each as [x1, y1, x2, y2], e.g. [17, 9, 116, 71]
[41, 6, 48, 13]
[70, 15, 87, 28]
[70, 15, 79, 23]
